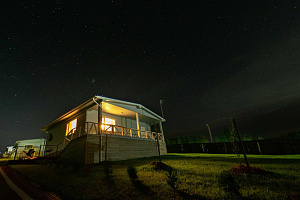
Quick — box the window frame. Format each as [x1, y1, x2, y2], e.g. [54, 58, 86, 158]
[65, 118, 77, 136]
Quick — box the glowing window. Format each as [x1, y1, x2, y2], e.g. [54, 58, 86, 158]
[66, 118, 77, 136]
[102, 117, 115, 131]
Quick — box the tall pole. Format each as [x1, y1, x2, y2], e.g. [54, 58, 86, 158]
[231, 118, 249, 168]
[160, 100, 164, 119]
[97, 99, 103, 164]
[206, 124, 213, 143]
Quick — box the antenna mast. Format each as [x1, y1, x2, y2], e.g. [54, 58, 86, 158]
[160, 100, 165, 119]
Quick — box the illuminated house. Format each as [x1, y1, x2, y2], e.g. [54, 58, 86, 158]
[41, 96, 167, 164]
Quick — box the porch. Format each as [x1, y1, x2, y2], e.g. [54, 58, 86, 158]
[65, 122, 164, 144]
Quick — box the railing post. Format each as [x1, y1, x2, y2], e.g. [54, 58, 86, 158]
[121, 127, 124, 136]
[112, 125, 114, 135]
[38, 145, 41, 157]
[156, 132, 161, 162]
[130, 129, 132, 137]
[14, 147, 18, 160]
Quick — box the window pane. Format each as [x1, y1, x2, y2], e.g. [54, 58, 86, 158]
[66, 118, 77, 136]
[102, 117, 115, 131]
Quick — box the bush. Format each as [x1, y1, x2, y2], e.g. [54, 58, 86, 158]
[166, 167, 178, 189]
[218, 170, 240, 197]
[127, 166, 138, 182]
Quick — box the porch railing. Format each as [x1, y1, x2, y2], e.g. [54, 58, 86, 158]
[85, 122, 164, 141]
[39, 122, 164, 158]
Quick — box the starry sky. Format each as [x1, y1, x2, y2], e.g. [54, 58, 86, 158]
[1, 1, 300, 152]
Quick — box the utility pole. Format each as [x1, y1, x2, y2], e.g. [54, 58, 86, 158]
[206, 124, 213, 143]
[160, 100, 164, 119]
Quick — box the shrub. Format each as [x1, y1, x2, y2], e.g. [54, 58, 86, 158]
[127, 166, 138, 182]
[166, 167, 178, 189]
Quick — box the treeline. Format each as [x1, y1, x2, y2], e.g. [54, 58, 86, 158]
[166, 129, 300, 145]
[214, 128, 255, 143]
[279, 132, 300, 139]
[166, 128, 259, 145]
[165, 135, 209, 145]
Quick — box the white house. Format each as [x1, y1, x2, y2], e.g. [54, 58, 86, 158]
[3, 146, 14, 158]
[14, 138, 46, 159]
[41, 96, 167, 164]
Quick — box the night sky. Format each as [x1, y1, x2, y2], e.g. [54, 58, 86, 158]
[1, 1, 300, 152]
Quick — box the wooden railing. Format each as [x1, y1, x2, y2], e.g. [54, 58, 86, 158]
[39, 122, 164, 158]
[85, 122, 164, 141]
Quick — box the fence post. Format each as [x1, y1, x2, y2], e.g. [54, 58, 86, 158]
[14, 147, 18, 160]
[38, 145, 41, 157]
[105, 134, 108, 162]
[257, 142, 262, 154]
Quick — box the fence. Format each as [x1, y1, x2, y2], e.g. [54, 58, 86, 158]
[166, 139, 300, 155]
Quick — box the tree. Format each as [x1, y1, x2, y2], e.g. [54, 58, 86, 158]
[13, 142, 19, 149]
[176, 137, 183, 144]
[287, 132, 300, 139]
[215, 128, 231, 142]
[240, 133, 253, 141]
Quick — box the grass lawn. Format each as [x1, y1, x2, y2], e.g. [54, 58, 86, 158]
[11, 153, 300, 200]
[0, 158, 13, 162]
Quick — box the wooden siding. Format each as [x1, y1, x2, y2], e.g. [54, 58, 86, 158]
[46, 111, 86, 151]
[86, 134, 167, 164]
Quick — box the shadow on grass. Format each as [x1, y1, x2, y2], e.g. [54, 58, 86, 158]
[132, 180, 153, 196]
[104, 173, 116, 189]
[175, 189, 209, 200]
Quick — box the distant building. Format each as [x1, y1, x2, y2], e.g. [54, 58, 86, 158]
[14, 138, 46, 159]
[41, 96, 167, 164]
[3, 146, 14, 158]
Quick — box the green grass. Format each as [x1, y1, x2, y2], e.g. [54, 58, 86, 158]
[0, 158, 13, 163]
[11, 153, 300, 200]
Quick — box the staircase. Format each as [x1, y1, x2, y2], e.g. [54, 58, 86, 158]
[56, 134, 87, 164]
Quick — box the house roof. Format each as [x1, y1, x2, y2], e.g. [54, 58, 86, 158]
[41, 95, 165, 132]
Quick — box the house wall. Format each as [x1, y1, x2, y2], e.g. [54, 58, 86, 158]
[86, 109, 151, 132]
[16, 138, 46, 148]
[86, 134, 167, 164]
[46, 111, 86, 151]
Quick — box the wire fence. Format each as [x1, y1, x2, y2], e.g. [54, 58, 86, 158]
[167, 139, 300, 155]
